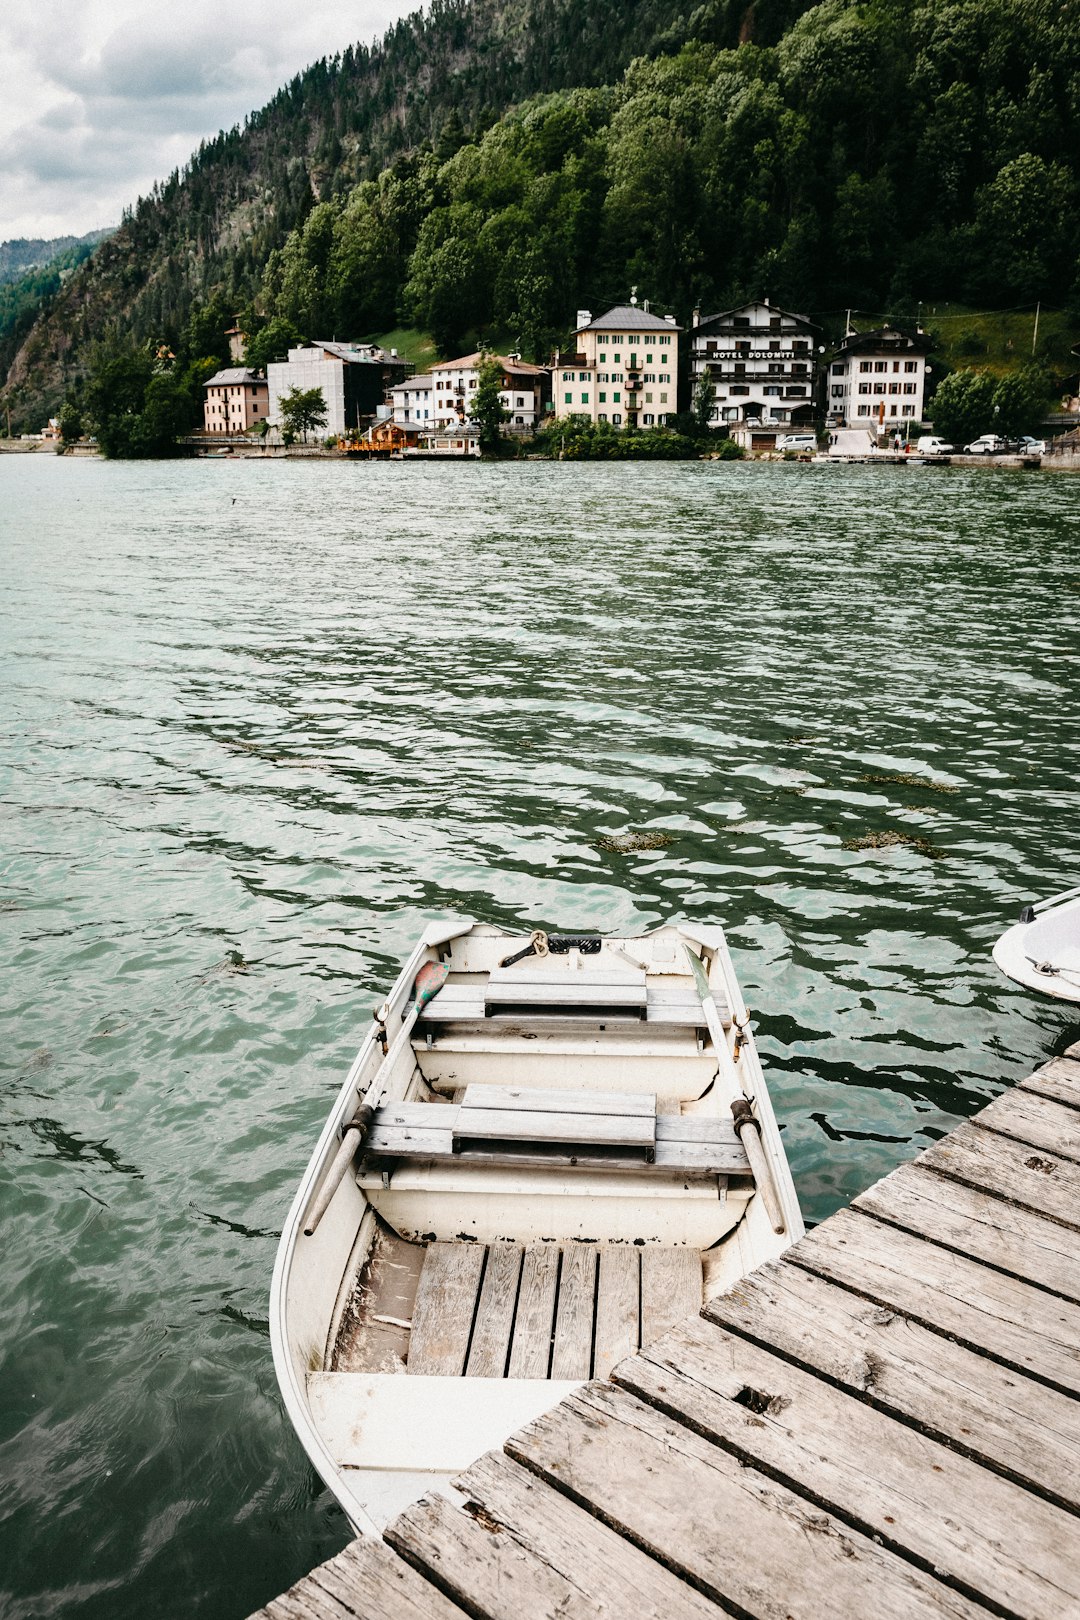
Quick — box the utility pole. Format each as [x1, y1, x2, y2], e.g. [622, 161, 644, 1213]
[1032, 301, 1040, 357]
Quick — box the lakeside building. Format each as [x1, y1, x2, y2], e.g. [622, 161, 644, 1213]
[202, 367, 269, 434]
[689, 301, 819, 428]
[427, 354, 549, 430]
[827, 326, 930, 429]
[267, 342, 412, 437]
[554, 304, 681, 427]
[387, 374, 434, 425]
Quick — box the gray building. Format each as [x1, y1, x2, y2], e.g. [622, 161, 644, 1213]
[268, 342, 412, 436]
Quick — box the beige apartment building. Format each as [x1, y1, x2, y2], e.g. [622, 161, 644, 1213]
[554, 303, 681, 427]
[202, 368, 269, 434]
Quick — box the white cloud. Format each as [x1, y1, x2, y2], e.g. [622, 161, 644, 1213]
[0, 1, 420, 240]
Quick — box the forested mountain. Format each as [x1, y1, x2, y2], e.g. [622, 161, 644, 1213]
[0, 231, 112, 286]
[4, 0, 1079, 430]
[0, 232, 114, 398]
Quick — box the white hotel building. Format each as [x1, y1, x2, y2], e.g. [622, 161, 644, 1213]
[554, 304, 680, 427]
[689, 300, 819, 427]
[827, 326, 931, 428]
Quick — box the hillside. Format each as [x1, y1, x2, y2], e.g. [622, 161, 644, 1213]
[2, 0, 809, 429]
[4, 0, 1080, 431]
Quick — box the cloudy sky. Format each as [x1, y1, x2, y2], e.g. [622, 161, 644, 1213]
[0, 1, 419, 243]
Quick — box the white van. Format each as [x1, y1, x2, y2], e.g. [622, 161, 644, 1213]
[916, 436, 953, 455]
[776, 433, 817, 454]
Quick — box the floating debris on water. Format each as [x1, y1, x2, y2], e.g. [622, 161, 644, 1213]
[860, 773, 958, 793]
[593, 830, 674, 853]
[842, 829, 945, 858]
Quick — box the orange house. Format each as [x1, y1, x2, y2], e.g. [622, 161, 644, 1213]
[203, 368, 268, 434]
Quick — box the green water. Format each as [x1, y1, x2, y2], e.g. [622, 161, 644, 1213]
[1, 454, 1077, 1617]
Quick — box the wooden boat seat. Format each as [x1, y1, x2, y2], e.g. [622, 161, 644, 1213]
[417, 977, 728, 1029]
[360, 1086, 749, 1178]
[405, 1238, 703, 1380]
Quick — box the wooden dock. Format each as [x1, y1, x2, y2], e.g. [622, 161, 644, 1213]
[251, 1047, 1080, 1620]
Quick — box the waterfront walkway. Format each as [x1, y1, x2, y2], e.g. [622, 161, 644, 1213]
[251, 1045, 1080, 1620]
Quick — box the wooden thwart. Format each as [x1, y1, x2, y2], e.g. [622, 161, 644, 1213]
[362, 1099, 749, 1176]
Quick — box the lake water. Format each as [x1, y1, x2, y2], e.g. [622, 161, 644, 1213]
[1, 453, 1077, 1618]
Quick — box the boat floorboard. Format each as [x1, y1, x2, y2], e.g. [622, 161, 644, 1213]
[254, 1044, 1080, 1620]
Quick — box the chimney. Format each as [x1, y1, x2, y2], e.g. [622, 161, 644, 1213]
[692, 307, 701, 327]
[391, 347, 398, 357]
[664, 313, 676, 325]
[576, 309, 591, 330]
[764, 296, 770, 307]
[642, 298, 650, 313]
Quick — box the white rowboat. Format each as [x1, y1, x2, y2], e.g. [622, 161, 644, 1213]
[993, 885, 1080, 1004]
[270, 919, 803, 1532]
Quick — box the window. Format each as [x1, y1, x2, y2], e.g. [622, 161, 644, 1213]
[613, 353, 621, 364]
[902, 404, 914, 416]
[599, 392, 607, 403]
[645, 354, 653, 364]
[660, 392, 669, 404]
[659, 372, 671, 383]
[598, 412, 608, 421]
[645, 372, 655, 382]
[564, 392, 572, 404]
[613, 391, 621, 402]
[857, 404, 870, 416]
[579, 372, 589, 381]
[905, 361, 918, 373]
[562, 372, 572, 382]
[903, 383, 916, 395]
[613, 412, 623, 424]
[859, 361, 872, 373]
[643, 413, 655, 424]
[858, 382, 871, 395]
[516, 397, 525, 407]
[660, 353, 668, 364]
[599, 353, 606, 363]
[764, 385, 780, 397]
[888, 383, 899, 395]
[831, 363, 846, 375]
[875, 361, 887, 373]
[645, 393, 653, 404]
[831, 384, 845, 397]
[581, 392, 589, 404]
[892, 361, 900, 372]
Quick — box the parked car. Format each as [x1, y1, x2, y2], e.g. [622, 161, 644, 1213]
[916, 436, 954, 455]
[1016, 435, 1046, 454]
[964, 434, 1009, 455]
[776, 433, 817, 454]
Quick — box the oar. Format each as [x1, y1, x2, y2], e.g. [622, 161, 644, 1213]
[685, 947, 786, 1235]
[303, 960, 448, 1236]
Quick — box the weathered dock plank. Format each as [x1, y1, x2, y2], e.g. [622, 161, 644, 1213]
[918, 1119, 1080, 1229]
[1021, 1054, 1080, 1111]
[389, 1451, 721, 1620]
[790, 1204, 1080, 1392]
[250, 1049, 1080, 1620]
[252, 1539, 469, 1620]
[704, 1260, 1080, 1509]
[505, 1382, 987, 1619]
[615, 1313, 1080, 1617]
[853, 1160, 1080, 1301]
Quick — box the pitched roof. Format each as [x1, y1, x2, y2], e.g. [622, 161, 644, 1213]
[387, 373, 434, 393]
[835, 325, 929, 356]
[436, 352, 548, 375]
[576, 305, 681, 334]
[204, 367, 264, 388]
[695, 302, 816, 332]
